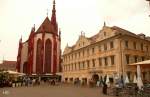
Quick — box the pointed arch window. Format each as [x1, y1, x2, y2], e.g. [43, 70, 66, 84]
[44, 39, 52, 73]
[36, 39, 43, 74]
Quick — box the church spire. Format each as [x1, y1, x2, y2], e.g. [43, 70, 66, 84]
[20, 36, 22, 43]
[51, 0, 58, 34]
[104, 21, 106, 27]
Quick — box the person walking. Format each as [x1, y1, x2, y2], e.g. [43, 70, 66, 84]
[102, 81, 108, 95]
[102, 75, 108, 95]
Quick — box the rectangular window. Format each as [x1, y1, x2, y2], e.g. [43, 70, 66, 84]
[146, 46, 148, 51]
[111, 56, 115, 65]
[74, 63, 76, 70]
[83, 50, 84, 56]
[110, 41, 114, 49]
[68, 65, 69, 71]
[64, 66, 65, 71]
[141, 43, 143, 51]
[126, 54, 130, 64]
[70, 64, 72, 71]
[99, 46, 101, 52]
[72, 64, 73, 71]
[75, 53, 77, 59]
[87, 48, 89, 56]
[79, 52, 80, 58]
[66, 65, 68, 71]
[99, 58, 102, 66]
[92, 47, 95, 54]
[69, 64, 71, 71]
[68, 65, 70, 71]
[72, 54, 73, 60]
[63, 66, 65, 71]
[78, 62, 80, 70]
[125, 41, 128, 48]
[104, 57, 108, 66]
[87, 60, 89, 68]
[134, 56, 138, 63]
[141, 56, 145, 61]
[70, 64, 71, 71]
[133, 42, 136, 49]
[92, 59, 95, 67]
[104, 44, 107, 50]
[83, 62, 85, 69]
[66, 66, 67, 71]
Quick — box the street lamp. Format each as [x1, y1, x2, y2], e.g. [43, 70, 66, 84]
[146, 0, 150, 16]
[146, 0, 150, 6]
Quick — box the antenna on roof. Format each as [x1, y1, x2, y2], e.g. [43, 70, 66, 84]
[81, 31, 83, 36]
[33, 24, 35, 32]
[2, 55, 4, 63]
[46, 9, 49, 17]
[66, 43, 68, 47]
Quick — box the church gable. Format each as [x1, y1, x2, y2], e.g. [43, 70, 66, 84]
[63, 46, 72, 55]
[96, 26, 117, 42]
[74, 35, 91, 50]
[36, 17, 54, 33]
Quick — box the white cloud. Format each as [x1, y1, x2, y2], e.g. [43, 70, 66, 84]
[0, 0, 150, 61]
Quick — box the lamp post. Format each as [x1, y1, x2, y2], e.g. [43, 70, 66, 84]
[146, 0, 150, 3]
[146, 0, 150, 16]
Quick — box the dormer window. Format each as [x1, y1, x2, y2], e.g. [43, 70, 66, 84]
[104, 31, 106, 36]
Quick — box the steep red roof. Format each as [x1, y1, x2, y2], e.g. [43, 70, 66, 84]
[3, 60, 16, 65]
[36, 17, 54, 33]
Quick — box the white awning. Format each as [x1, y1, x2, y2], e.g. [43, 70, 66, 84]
[6, 70, 25, 76]
[129, 60, 150, 66]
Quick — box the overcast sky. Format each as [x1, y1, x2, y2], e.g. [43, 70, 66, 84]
[0, 0, 150, 62]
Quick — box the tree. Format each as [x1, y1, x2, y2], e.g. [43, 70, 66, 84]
[0, 69, 9, 87]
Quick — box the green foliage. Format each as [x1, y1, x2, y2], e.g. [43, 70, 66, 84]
[0, 69, 9, 81]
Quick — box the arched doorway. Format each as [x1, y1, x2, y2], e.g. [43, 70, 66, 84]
[92, 74, 99, 83]
[44, 39, 52, 73]
[36, 39, 43, 74]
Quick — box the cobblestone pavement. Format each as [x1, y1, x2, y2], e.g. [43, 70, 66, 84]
[0, 84, 115, 97]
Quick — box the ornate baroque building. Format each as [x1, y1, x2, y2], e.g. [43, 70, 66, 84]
[62, 24, 150, 84]
[16, 0, 61, 75]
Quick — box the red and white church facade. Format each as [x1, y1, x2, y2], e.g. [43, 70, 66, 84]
[16, 0, 61, 75]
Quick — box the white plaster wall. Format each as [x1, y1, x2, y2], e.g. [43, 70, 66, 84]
[33, 33, 55, 73]
[33, 33, 42, 73]
[20, 42, 28, 73]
